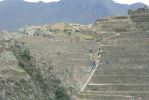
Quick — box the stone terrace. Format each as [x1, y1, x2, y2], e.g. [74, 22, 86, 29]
[17, 33, 98, 90]
[128, 6, 149, 31]
[78, 31, 149, 100]
[92, 16, 135, 32]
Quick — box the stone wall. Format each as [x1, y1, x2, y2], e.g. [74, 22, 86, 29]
[92, 6, 149, 32]
[128, 6, 149, 31]
[92, 16, 133, 32]
[0, 39, 4, 53]
[50, 22, 88, 31]
[0, 45, 4, 54]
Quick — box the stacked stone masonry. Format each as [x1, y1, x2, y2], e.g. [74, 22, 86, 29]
[78, 6, 149, 100]
[92, 6, 149, 32]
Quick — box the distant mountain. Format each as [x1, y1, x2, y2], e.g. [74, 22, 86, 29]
[0, 0, 145, 31]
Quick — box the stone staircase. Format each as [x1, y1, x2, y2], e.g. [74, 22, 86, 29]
[78, 31, 149, 100]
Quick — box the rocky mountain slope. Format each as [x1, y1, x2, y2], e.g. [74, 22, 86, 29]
[0, 23, 100, 100]
[0, 32, 45, 100]
[0, 6, 148, 99]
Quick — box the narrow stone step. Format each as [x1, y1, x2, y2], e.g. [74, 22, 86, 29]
[99, 57, 149, 61]
[99, 58, 149, 64]
[102, 39, 149, 45]
[100, 45, 149, 52]
[78, 91, 149, 100]
[94, 69, 149, 76]
[78, 94, 131, 100]
[111, 31, 149, 38]
[91, 75, 149, 84]
[81, 91, 149, 96]
[98, 32, 116, 39]
[86, 84, 149, 91]
[107, 37, 149, 41]
[97, 63, 148, 70]
[100, 51, 149, 57]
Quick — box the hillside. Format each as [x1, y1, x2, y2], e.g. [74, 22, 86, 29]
[0, 23, 100, 100]
[0, 0, 145, 31]
[0, 31, 46, 100]
[0, 6, 149, 100]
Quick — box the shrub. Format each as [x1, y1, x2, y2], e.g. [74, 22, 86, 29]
[55, 86, 70, 100]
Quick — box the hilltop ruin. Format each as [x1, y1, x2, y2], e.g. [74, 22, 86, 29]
[0, 6, 149, 100]
[128, 6, 149, 31]
[92, 6, 149, 32]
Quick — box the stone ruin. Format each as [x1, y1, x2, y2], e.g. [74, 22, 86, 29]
[128, 6, 149, 31]
[50, 22, 88, 31]
[78, 6, 149, 100]
[0, 42, 4, 54]
[92, 6, 149, 32]
[0, 31, 16, 51]
[92, 16, 133, 32]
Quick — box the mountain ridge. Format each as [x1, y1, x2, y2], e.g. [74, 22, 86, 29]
[0, 0, 146, 31]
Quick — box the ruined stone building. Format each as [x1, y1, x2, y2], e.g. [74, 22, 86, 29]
[128, 6, 149, 31]
[92, 16, 133, 32]
[92, 6, 149, 32]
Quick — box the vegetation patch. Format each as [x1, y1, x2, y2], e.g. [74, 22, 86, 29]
[12, 41, 70, 100]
